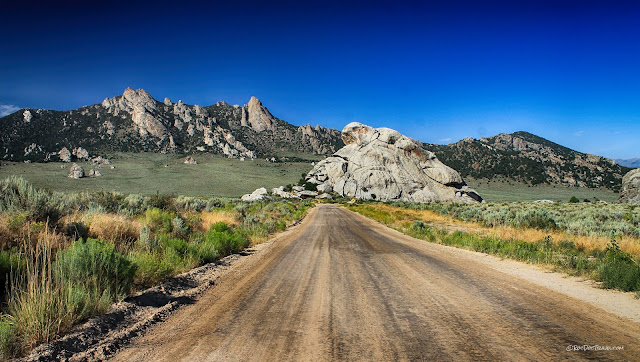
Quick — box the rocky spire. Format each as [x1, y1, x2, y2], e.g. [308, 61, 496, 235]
[240, 96, 276, 132]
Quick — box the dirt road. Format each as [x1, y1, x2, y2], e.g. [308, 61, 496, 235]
[113, 204, 640, 361]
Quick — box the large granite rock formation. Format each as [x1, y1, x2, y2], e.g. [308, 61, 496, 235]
[306, 122, 482, 203]
[618, 169, 640, 205]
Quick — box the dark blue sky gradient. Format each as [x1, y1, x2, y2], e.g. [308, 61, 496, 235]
[1, 0, 638, 158]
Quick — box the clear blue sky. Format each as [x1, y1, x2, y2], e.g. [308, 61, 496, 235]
[1, 0, 638, 159]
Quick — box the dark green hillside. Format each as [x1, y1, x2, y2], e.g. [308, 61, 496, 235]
[425, 132, 630, 191]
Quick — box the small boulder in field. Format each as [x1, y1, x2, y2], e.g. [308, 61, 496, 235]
[68, 163, 84, 179]
[271, 186, 300, 199]
[241, 187, 269, 201]
[87, 169, 102, 177]
[184, 156, 197, 165]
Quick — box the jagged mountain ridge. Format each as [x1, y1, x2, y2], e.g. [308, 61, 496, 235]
[0, 88, 343, 162]
[424, 131, 631, 191]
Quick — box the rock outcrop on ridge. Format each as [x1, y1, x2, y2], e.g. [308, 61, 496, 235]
[0, 88, 344, 162]
[618, 169, 640, 205]
[306, 122, 483, 203]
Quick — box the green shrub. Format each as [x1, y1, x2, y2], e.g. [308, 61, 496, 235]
[0, 315, 16, 359]
[598, 239, 640, 292]
[0, 176, 62, 222]
[204, 228, 248, 257]
[569, 196, 580, 203]
[188, 239, 219, 264]
[138, 225, 158, 251]
[144, 191, 174, 211]
[55, 239, 137, 302]
[129, 251, 173, 288]
[210, 221, 230, 233]
[174, 196, 206, 212]
[303, 182, 318, 192]
[88, 190, 125, 214]
[171, 216, 189, 239]
[511, 208, 557, 230]
[121, 194, 145, 215]
[160, 236, 188, 257]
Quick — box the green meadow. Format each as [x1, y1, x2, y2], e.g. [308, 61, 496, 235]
[0, 153, 323, 197]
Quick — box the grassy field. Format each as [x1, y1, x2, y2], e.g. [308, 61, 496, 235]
[465, 177, 619, 203]
[0, 153, 323, 197]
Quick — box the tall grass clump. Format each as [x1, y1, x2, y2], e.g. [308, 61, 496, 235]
[7, 234, 78, 354]
[4, 229, 136, 356]
[0, 176, 62, 223]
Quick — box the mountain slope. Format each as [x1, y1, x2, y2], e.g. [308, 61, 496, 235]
[0, 88, 343, 162]
[424, 132, 630, 191]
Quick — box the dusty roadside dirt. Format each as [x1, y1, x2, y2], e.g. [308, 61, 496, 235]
[111, 204, 640, 361]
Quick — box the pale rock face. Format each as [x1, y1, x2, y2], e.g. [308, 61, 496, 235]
[306, 122, 482, 203]
[186, 123, 195, 137]
[194, 105, 208, 117]
[102, 121, 115, 136]
[58, 147, 72, 162]
[164, 97, 173, 106]
[241, 187, 269, 201]
[298, 190, 319, 198]
[618, 169, 640, 205]
[102, 88, 167, 139]
[271, 186, 300, 199]
[240, 96, 276, 132]
[316, 193, 333, 200]
[173, 101, 193, 124]
[68, 163, 84, 179]
[23, 110, 32, 123]
[317, 183, 333, 193]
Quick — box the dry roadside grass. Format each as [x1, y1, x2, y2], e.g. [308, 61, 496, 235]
[357, 204, 640, 257]
[199, 210, 239, 232]
[62, 213, 140, 247]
